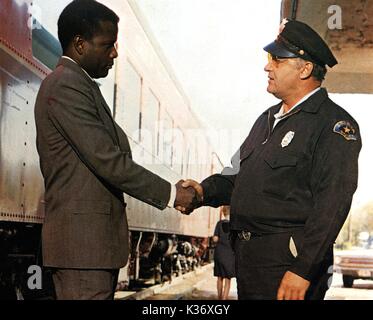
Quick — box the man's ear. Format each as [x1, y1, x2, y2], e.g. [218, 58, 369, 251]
[73, 35, 85, 55]
[300, 62, 314, 80]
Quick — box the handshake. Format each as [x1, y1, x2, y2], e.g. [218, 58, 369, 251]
[173, 180, 204, 215]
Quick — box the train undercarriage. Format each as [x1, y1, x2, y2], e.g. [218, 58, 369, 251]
[0, 222, 211, 299]
[119, 231, 211, 291]
[0, 222, 54, 300]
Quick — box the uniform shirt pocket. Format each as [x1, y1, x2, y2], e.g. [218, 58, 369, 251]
[262, 153, 299, 199]
[264, 153, 298, 169]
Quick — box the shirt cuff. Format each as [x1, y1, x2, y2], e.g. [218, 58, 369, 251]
[167, 184, 176, 208]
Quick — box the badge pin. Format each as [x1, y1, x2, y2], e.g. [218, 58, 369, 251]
[281, 131, 295, 148]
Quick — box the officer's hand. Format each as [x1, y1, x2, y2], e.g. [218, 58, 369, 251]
[182, 179, 204, 202]
[175, 179, 203, 215]
[174, 180, 203, 215]
[277, 271, 310, 300]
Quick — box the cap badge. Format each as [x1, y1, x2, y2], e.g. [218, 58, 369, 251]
[299, 50, 305, 55]
[281, 131, 295, 148]
[278, 18, 289, 34]
[333, 121, 357, 141]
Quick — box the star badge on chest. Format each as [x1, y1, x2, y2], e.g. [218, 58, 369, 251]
[281, 131, 295, 148]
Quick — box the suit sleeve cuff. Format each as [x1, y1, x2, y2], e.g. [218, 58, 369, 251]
[167, 184, 176, 208]
[289, 258, 314, 281]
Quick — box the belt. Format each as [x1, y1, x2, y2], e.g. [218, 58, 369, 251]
[236, 230, 261, 241]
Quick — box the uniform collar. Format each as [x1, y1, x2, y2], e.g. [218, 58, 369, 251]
[264, 87, 329, 116]
[299, 87, 328, 113]
[274, 87, 321, 120]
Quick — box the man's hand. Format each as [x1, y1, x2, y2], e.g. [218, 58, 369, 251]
[277, 271, 310, 300]
[174, 180, 202, 215]
[182, 179, 204, 202]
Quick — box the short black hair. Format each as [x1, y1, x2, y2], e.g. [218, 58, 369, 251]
[58, 0, 119, 53]
[311, 63, 327, 82]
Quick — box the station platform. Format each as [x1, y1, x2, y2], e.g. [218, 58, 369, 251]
[114, 264, 373, 301]
[115, 263, 238, 300]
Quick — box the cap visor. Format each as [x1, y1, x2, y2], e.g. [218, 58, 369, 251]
[263, 40, 298, 58]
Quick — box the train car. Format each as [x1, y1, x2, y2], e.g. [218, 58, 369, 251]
[0, 0, 223, 299]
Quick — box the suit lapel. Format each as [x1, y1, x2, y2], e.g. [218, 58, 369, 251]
[57, 57, 121, 148]
[93, 82, 114, 117]
[92, 85, 121, 147]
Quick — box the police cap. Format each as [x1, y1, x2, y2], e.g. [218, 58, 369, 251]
[264, 19, 338, 68]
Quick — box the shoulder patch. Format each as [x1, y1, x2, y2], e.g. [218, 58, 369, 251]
[333, 121, 357, 141]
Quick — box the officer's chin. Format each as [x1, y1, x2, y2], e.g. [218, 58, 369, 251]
[266, 85, 279, 98]
[266, 85, 274, 95]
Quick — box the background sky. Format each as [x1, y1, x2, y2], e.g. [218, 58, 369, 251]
[135, 0, 282, 164]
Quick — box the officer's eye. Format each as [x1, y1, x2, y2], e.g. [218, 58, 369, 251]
[268, 53, 286, 63]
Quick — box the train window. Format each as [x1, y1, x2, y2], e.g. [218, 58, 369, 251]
[141, 89, 160, 155]
[160, 111, 173, 167]
[172, 126, 184, 175]
[211, 152, 224, 175]
[96, 67, 116, 114]
[196, 140, 210, 180]
[187, 141, 195, 179]
[185, 147, 191, 178]
[180, 132, 186, 176]
[194, 143, 199, 179]
[181, 156, 184, 177]
[115, 60, 142, 141]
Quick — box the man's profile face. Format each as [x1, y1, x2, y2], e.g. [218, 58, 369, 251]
[264, 54, 302, 100]
[81, 20, 118, 79]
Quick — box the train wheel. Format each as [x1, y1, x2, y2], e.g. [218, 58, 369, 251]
[154, 268, 162, 285]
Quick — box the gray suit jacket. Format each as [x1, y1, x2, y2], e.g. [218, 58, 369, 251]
[35, 58, 171, 269]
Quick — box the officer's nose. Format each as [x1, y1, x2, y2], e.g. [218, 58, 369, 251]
[264, 61, 273, 73]
[264, 53, 273, 72]
[264, 62, 270, 72]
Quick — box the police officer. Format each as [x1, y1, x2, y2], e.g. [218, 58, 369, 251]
[179, 19, 362, 300]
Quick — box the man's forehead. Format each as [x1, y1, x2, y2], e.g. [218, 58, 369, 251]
[93, 20, 118, 37]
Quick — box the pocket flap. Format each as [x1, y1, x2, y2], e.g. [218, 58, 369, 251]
[67, 200, 111, 214]
[264, 153, 298, 169]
